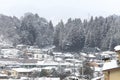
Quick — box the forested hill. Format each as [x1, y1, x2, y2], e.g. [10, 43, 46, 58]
[54, 15, 120, 51]
[0, 13, 54, 48]
[0, 13, 120, 51]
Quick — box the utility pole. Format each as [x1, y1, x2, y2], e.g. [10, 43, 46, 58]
[73, 55, 75, 76]
[81, 57, 84, 80]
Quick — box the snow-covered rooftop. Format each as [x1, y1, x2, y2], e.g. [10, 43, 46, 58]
[0, 73, 8, 77]
[80, 53, 87, 56]
[65, 59, 82, 63]
[55, 58, 63, 61]
[114, 45, 120, 51]
[12, 68, 33, 72]
[88, 54, 96, 58]
[102, 51, 115, 54]
[64, 53, 73, 57]
[42, 66, 57, 70]
[91, 75, 104, 80]
[1, 49, 20, 55]
[35, 77, 60, 80]
[37, 61, 59, 66]
[102, 60, 119, 71]
[53, 52, 62, 55]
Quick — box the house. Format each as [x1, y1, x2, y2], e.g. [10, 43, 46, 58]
[16, 44, 28, 50]
[11, 68, 33, 78]
[102, 60, 120, 80]
[27, 48, 42, 54]
[34, 53, 48, 60]
[19, 59, 37, 68]
[37, 60, 59, 68]
[0, 49, 20, 58]
[0, 73, 9, 80]
[0, 58, 38, 69]
[102, 45, 120, 80]
[34, 53, 43, 60]
[64, 53, 74, 59]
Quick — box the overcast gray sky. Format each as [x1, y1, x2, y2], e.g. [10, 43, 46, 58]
[0, 0, 120, 25]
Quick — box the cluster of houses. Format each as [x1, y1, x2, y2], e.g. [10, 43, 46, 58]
[0, 44, 119, 80]
[101, 45, 120, 80]
[0, 44, 84, 80]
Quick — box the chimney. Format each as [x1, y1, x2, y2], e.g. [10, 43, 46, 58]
[114, 45, 120, 65]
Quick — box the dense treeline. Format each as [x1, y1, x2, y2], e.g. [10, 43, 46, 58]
[0, 13, 120, 51]
[54, 15, 120, 51]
